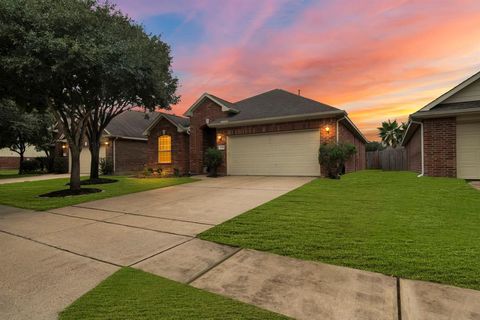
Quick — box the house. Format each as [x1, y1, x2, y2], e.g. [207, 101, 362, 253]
[0, 146, 45, 169]
[402, 71, 480, 179]
[143, 89, 367, 176]
[64, 110, 162, 174]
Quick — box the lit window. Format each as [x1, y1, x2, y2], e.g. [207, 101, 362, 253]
[158, 135, 172, 164]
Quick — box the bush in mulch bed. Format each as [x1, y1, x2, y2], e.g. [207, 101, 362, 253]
[65, 178, 118, 186]
[39, 188, 102, 198]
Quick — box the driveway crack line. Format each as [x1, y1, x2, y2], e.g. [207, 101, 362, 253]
[45, 211, 196, 238]
[71, 205, 216, 226]
[0, 229, 122, 267]
[128, 237, 195, 267]
[186, 247, 243, 284]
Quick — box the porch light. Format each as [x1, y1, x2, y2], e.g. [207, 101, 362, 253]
[61, 144, 67, 149]
[216, 134, 225, 144]
[105, 141, 109, 145]
[325, 126, 330, 134]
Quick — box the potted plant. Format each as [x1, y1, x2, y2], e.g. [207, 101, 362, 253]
[319, 143, 356, 179]
[204, 147, 223, 177]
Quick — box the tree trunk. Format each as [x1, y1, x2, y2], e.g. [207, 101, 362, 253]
[18, 152, 25, 175]
[69, 146, 82, 191]
[89, 139, 100, 180]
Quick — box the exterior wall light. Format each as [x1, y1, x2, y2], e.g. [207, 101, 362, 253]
[325, 126, 330, 134]
[61, 144, 67, 149]
[105, 141, 109, 146]
[216, 133, 225, 144]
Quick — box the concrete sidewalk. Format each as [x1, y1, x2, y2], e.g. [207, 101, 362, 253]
[0, 173, 72, 185]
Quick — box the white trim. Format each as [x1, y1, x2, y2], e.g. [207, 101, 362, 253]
[411, 121, 424, 177]
[183, 93, 238, 117]
[420, 70, 480, 111]
[208, 110, 346, 128]
[411, 107, 480, 119]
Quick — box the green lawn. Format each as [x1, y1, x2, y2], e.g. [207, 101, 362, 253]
[0, 176, 196, 211]
[60, 268, 288, 320]
[200, 170, 480, 290]
[0, 169, 40, 180]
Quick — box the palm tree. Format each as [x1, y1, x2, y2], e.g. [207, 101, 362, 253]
[378, 120, 407, 148]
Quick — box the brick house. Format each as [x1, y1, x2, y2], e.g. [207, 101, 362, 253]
[61, 110, 163, 174]
[402, 71, 480, 179]
[144, 89, 367, 177]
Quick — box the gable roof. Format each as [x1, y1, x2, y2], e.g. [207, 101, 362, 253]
[419, 70, 480, 112]
[208, 89, 345, 127]
[184, 93, 239, 117]
[142, 112, 190, 136]
[104, 110, 160, 140]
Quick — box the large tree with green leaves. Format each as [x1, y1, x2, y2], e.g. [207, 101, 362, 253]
[377, 120, 407, 148]
[0, 0, 178, 189]
[0, 100, 53, 174]
[85, 4, 178, 180]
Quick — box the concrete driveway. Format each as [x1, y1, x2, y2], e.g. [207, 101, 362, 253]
[0, 176, 312, 319]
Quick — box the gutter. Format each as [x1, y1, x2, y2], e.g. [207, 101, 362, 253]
[411, 107, 480, 119]
[410, 120, 424, 177]
[208, 110, 346, 128]
[113, 137, 118, 173]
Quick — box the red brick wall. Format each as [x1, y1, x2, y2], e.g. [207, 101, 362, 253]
[0, 157, 20, 169]
[405, 126, 422, 174]
[189, 100, 226, 174]
[423, 117, 456, 177]
[338, 123, 366, 173]
[146, 118, 189, 175]
[114, 139, 149, 173]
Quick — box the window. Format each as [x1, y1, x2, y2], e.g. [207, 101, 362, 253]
[158, 135, 172, 164]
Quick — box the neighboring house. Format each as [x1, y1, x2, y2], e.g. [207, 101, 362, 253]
[402, 71, 480, 179]
[64, 110, 161, 174]
[0, 146, 45, 169]
[144, 89, 367, 176]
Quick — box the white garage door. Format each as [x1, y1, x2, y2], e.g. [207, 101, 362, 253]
[227, 130, 320, 176]
[457, 121, 480, 179]
[70, 146, 106, 174]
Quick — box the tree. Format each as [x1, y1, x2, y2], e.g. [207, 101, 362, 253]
[85, 4, 178, 180]
[366, 141, 385, 152]
[0, 100, 53, 174]
[0, 0, 178, 190]
[319, 143, 357, 179]
[377, 120, 407, 148]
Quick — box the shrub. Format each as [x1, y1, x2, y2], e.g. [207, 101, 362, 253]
[22, 159, 41, 173]
[204, 148, 223, 177]
[52, 157, 68, 173]
[100, 158, 114, 175]
[35, 157, 48, 172]
[319, 143, 356, 179]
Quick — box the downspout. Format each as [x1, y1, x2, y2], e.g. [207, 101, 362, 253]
[411, 121, 424, 177]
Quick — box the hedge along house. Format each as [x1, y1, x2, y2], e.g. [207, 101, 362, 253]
[402, 70, 480, 179]
[144, 89, 367, 177]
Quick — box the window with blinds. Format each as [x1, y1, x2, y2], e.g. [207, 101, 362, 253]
[158, 135, 172, 164]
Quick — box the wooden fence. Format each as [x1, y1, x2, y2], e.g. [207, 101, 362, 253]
[366, 147, 407, 171]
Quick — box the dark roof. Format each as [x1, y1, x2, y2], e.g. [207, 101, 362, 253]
[105, 110, 189, 139]
[214, 89, 340, 123]
[105, 110, 158, 139]
[433, 100, 480, 111]
[162, 113, 190, 128]
[208, 94, 238, 111]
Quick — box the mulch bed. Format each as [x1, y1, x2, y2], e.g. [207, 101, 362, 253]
[65, 178, 118, 186]
[39, 188, 102, 198]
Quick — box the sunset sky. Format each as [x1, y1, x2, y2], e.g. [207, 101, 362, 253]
[115, 0, 480, 140]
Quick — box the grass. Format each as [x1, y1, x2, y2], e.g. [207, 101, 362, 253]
[59, 268, 288, 320]
[200, 170, 480, 290]
[0, 169, 40, 180]
[0, 176, 196, 211]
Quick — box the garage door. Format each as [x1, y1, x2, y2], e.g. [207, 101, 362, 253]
[69, 146, 106, 174]
[457, 121, 480, 179]
[227, 130, 320, 176]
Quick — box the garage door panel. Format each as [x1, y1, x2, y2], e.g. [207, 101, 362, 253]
[227, 130, 320, 176]
[457, 122, 480, 179]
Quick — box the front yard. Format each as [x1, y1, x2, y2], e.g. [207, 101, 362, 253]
[200, 170, 480, 290]
[0, 169, 40, 180]
[0, 176, 196, 211]
[60, 268, 287, 320]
